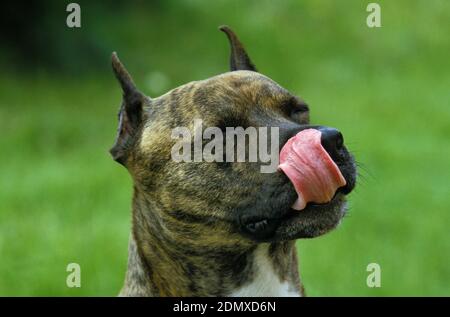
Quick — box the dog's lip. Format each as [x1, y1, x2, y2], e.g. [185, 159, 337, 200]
[239, 188, 347, 242]
[281, 185, 345, 216]
[272, 191, 347, 240]
[284, 190, 342, 217]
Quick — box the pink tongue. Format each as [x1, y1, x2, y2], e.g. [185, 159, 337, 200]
[278, 129, 347, 211]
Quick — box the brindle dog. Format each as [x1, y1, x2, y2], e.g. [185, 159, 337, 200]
[110, 26, 356, 296]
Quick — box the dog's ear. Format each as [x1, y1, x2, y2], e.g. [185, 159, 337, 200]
[110, 52, 147, 165]
[219, 25, 257, 72]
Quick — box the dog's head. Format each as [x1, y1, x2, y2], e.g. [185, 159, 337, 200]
[110, 26, 356, 245]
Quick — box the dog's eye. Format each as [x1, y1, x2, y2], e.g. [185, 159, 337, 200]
[291, 105, 309, 116]
[290, 104, 309, 118]
[283, 97, 309, 119]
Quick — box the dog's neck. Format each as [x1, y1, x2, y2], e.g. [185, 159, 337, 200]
[119, 190, 304, 297]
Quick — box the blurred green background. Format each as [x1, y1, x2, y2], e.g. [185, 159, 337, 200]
[0, 0, 449, 296]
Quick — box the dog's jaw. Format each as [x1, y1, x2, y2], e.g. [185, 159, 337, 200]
[119, 189, 304, 297]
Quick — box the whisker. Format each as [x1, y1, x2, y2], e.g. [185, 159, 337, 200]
[355, 160, 376, 182]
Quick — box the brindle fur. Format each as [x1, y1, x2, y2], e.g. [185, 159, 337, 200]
[111, 26, 356, 296]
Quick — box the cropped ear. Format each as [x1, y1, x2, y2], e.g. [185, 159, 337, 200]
[219, 25, 257, 72]
[110, 52, 147, 165]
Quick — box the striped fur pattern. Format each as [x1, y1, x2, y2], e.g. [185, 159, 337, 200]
[110, 27, 355, 296]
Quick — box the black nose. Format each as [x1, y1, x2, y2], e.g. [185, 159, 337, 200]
[319, 127, 344, 160]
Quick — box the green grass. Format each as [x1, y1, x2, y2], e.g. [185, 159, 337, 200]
[0, 0, 449, 296]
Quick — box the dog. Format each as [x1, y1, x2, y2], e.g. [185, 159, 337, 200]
[110, 26, 356, 297]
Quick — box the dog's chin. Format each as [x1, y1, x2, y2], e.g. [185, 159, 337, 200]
[272, 193, 348, 242]
[241, 192, 348, 243]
